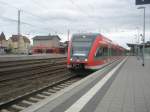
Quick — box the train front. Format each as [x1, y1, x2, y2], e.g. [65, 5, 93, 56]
[67, 34, 95, 70]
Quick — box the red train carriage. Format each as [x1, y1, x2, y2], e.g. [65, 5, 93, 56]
[67, 33, 125, 70]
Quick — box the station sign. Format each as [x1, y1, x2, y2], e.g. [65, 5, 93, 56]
[136, 0, 150, 5]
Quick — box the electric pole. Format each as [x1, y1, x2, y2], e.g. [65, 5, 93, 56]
[18, 9, 21, 54]
[67, 29, 70, 42]
[18, 10, 21, 37]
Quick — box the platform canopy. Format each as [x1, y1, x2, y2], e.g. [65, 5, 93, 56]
[127, 42, 150, 48]
[136, 0, 150, 5]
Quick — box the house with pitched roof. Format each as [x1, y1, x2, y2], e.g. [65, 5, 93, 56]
[8, 35, 30, 54]
[0, 32, 8, 54]
[32, 34, 61, 53]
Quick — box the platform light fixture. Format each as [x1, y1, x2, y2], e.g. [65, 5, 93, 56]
[137, 6, 146, 66]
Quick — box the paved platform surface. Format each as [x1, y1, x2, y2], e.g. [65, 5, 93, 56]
[25, 57, 150, 112]
[94, 57, 150, 112]
[0, 54, 66, 62]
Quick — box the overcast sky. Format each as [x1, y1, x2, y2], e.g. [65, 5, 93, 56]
[0, 0, 150, 48]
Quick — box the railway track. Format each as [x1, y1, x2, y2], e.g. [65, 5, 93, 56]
[0, 57, 66, 73]
[0, 57, 68, 106]
[0, 64, 66, 84]
[0, 57, 66, 68]
[0, 57, 66, 85]
[0, 74, 80, 112]
[0, 56, 90, 112]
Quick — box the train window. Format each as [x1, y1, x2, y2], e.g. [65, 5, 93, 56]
[111, 48, 116, 56]
[72, 47, 90, 54]
[103, 47, 108, 56]
[95, 47, 103, 57]
[71, 44, 91, 57]
[72, 35, 96, 42]
[111, 48, 114, 56]
[71, 38, 94, 57]
[95, 46, 108, 59]
[72, 41, 91, 47]
[111, 48, 119, 56]
[73, 37, 94, 42]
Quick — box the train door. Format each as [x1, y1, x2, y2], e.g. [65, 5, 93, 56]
[107, 44, 111, 61]
[94, 44, 108, 63]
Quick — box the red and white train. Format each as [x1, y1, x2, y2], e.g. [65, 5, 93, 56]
[67, 33, 125, 70]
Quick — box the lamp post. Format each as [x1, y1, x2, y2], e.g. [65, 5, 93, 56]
[137, 6, 145, 66]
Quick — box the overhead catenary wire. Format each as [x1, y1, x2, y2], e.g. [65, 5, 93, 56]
[0, 0, 49, 22]
[0, 14, 55, 33]
[0, 1, 58, 33]
[0, 0, 101, 35]
[68, 0, 93, 18]
[68, 0, 104, 33]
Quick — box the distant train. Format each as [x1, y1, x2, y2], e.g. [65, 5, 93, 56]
[67, 33, 125, 70]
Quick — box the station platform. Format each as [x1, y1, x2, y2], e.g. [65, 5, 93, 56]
[22, 57, 150, 112]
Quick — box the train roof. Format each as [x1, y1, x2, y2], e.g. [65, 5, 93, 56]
[72, 33, 100, 38]
[72, 33, 113, 41]
[72, 33, 125, 50]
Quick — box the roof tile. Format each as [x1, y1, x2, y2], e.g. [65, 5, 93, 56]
[33, 35, 61, 40]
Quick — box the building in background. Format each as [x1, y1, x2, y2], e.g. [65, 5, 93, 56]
[0, 32, 8, 54]
[8, 35, 30, 54]
[127, 41, 150, 57]
[32, 35, 61, 53]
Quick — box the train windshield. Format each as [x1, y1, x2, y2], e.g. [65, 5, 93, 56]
[71, 35, 96, 57]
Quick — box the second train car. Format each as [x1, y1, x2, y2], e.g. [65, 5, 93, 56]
[67, 33, 125, 70]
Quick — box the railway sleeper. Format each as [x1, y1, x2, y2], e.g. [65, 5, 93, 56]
[22, 100, 35, 105]
[0, 109, 11, 112]
[48, 89, 57, 93]
[11, 104, 26, 110]
[41, 92, 51, 96]
[56, 85, 66, 88]
[27, 98, 38, 103]
[34, 95, 45, 100]
[59, 83, 70, 87]
[36, 94, 47, 98]
[29, 97, 41, 102]
[52, 87, 62, 91]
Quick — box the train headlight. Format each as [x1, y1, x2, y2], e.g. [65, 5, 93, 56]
[70, 58, 72, 61]
[85, 58, 88, 61]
